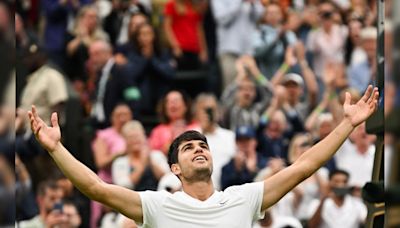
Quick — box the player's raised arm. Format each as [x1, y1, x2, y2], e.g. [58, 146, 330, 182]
[261, 85, 379, 211]
[28, 106, 143, 223]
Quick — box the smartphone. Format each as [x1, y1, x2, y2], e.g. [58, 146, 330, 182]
[53, 202, 63, 213]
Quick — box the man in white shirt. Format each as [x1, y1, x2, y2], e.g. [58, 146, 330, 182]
[27, 86, 378, 228]
[308, 170, 367, 228]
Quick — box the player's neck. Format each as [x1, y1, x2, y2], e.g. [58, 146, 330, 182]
[182, 180, 214, 201]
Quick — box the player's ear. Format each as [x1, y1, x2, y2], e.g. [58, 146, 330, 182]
[171, 164, 181, 176]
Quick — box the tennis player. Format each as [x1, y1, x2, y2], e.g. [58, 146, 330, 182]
[28, 86, 379, 228]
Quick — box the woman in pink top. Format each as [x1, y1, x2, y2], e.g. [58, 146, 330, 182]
[90, 104, 132, 228]
[149, 90, 199, 155]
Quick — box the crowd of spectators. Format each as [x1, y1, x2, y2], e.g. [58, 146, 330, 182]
[0, 0, 397, 227]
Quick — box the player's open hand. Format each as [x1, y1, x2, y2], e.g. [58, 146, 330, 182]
[343, 85, 379, 127]
[28, 105, 61, 152]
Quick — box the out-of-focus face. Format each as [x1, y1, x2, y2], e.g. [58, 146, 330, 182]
[318, 2, 335, 29]
[236, 138, 257, 155]
[349, 20, 363, 45]
[172, 140, 213, 182]
[362, 37, 377, 61]
[129, 14, 147, 36]
[292, 135, 312, 161]
[264, 4, 282, 26]
[63, 204, 81, 228]
[40, 187, 64, 213]
[286, 12, 302, 32]
[138, 24, 154, 47]
[111, 105, 133, 130]
[329, 173, 348, 189]
[88, 42, 111, 70]
[265, 112, 286, 139]
[165, 91, 187, 122]
[319, 120, 333, 139]
[124, 129, 146, 153]
[237, 79, 256, 108]
[284, 82, 302, 104]
[57, 178, 74, 197]
[82, 9, 98, 33]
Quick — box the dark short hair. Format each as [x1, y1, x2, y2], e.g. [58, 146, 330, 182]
[168, 130, 208, 167]
[329, 169, 350, 180]
[37, 179, 60, 197]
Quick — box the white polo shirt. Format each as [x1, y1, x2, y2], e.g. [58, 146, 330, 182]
[308, 196, 367, 228]
[335, 139, 375, 187]
[139, 182, 265, 228]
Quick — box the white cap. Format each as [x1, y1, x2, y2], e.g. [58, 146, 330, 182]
[282, 73, 304, 87]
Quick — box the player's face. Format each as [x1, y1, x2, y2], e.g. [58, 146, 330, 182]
[172, 140, 213, 182]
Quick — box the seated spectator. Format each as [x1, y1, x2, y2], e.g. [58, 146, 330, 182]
[221, 55, 273, 131]
[221, 126, 261, 190]
[149, 90, 199, 155]
[120, 23, 175, 118]
[308, 170, 367, 228]
[65, 5, 109, 82]
[112, 120, 169, 191]
[88, 40, 139, 128]
[90, 103, 132, 228]
[194, 93, 236, 190]
[252, 3, 297, 79]
[163, 0, 207, 70]
[18, 180, 65, 228]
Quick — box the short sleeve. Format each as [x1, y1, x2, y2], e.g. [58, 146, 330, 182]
[164, 1, 175, 16]
[46, 69, 68, 106]
[139, 191, 169, 227]
[355, 198, 368, 223]
[226, 181, 265, 221]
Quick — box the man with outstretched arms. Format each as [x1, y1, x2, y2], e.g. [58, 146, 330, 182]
[28, 86, 379, 228]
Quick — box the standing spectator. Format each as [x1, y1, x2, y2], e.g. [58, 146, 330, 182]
[221, 55, 273, 131]
[347, 26, 377, 94]
[65, 5, 109, 82]
[308, 170, 367, 228]
[307, 1, 348, 80]
[42, 0, 90, 69]
[164, 0, 208, 70]
[88, 40, 139, 129]
[112, 121, 168, 191]
[91, 104, 132, 228]
[211, 0, 264, 89]
[149, 90, 199, 155]
[221, 125, 260, 190]
[252, 3, 297, 79]
[120, 23, 175, 118]
[103, 0, 149, 46]
[194, 93, 236, 190]
[18, 180, 66, 228]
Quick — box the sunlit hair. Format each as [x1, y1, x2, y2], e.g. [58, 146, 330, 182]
[168, 130, 208, 167]
[121, 120, 145, 136]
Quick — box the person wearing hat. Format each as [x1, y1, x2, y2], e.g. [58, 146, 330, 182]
[220, 125, 261, 190]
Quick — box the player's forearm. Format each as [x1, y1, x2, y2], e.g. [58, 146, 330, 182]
[49, 142, 106, 201]
[296, 118, 354, 176]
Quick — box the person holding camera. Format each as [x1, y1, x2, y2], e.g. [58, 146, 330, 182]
[18, 180, 66, 228]
[194, 93, 236, 190]
[307, 169, 367, 228]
